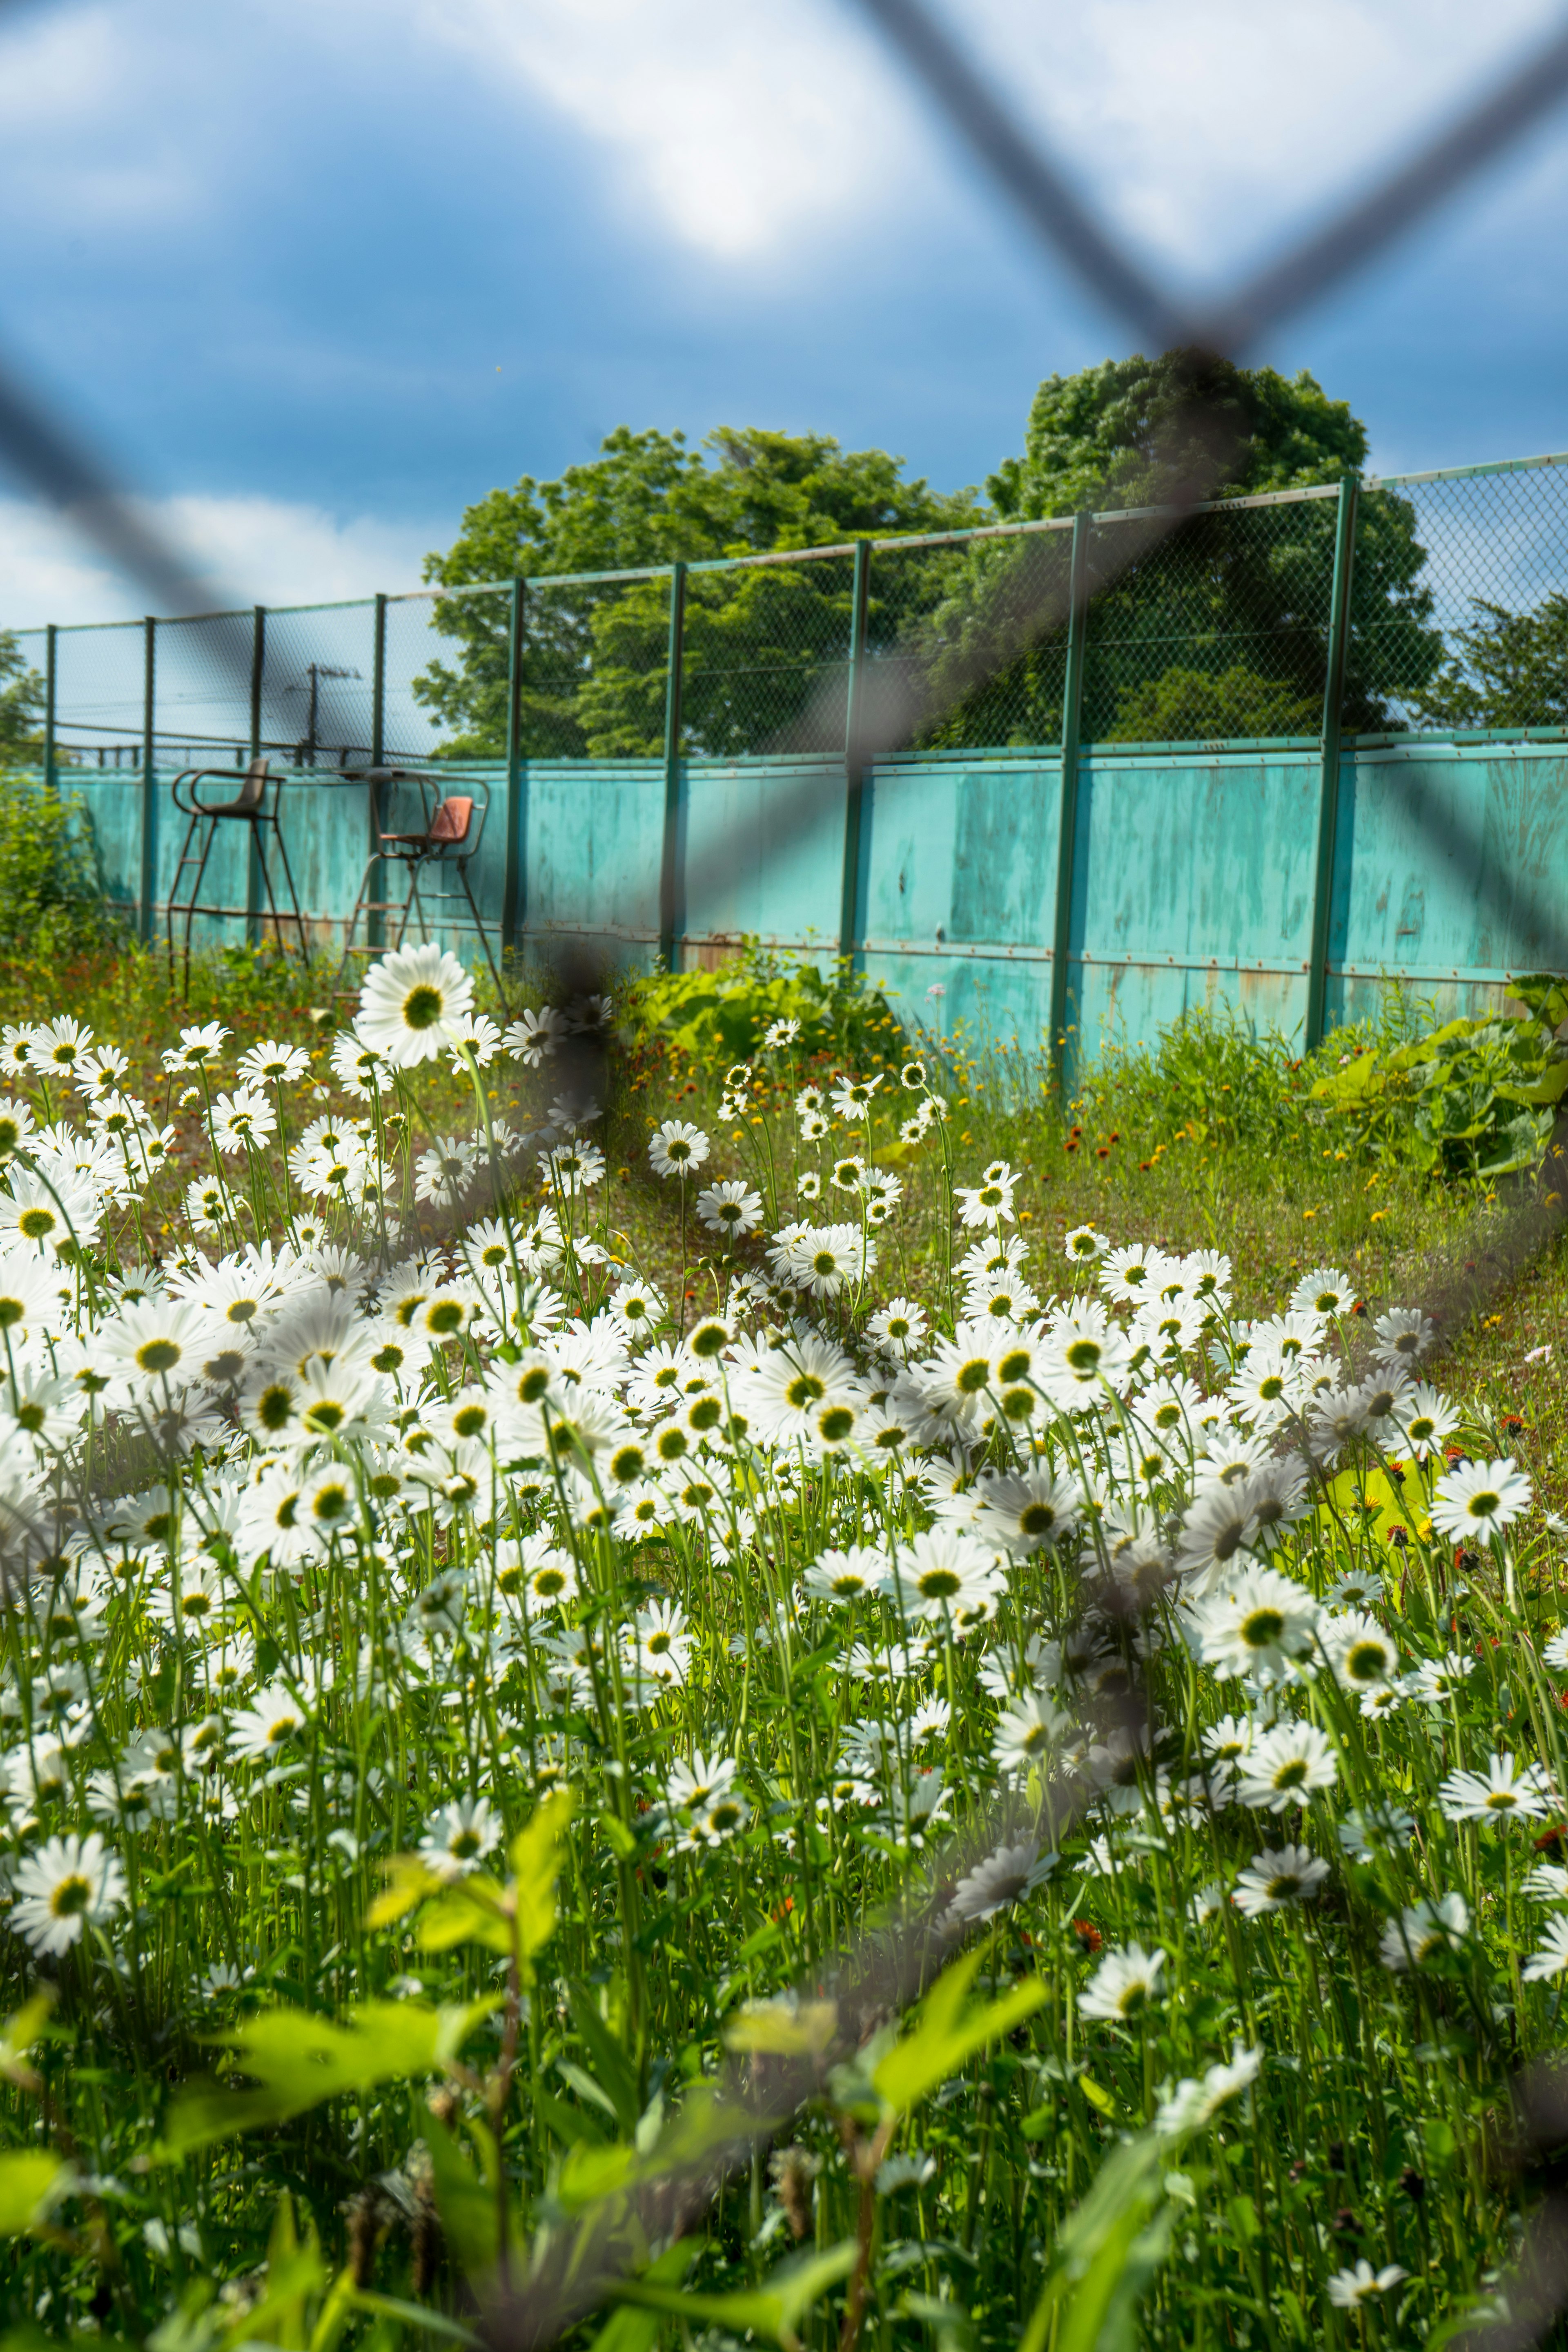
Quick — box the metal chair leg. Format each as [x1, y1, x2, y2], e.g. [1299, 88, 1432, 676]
[182, 820, 220, 1001]
[267, 814, 313, 972]
[455, 858, 507, 1011]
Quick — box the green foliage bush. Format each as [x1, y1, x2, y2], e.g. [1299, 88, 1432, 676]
[619, 940, 904, 1068]
[0, 771, 114, 958]
[1310, 971, 1568, 1177]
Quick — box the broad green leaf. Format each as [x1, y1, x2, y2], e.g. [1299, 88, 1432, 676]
[1018, 2137, 1167, 2352]
[0, 2149, 69, 2234]
[366, 1853, 441, 1928]
[425, 2115, 501, 2285]
[724, 1996, 838, 2059]
[511, 1786, 574, 1966]
[586, 2241, 702, 2352]
[157, 1998, 497, 2157]
[873, 1949, 1045, 2117]
[555, 2138, 639, 2213]
[348, 2291, 483, 2348]
[567, 1979, 641, 2131]
[417, 1878, 513, 1955]
[612, 2238, 859, 2352]
[0, 1988, 54, 2091]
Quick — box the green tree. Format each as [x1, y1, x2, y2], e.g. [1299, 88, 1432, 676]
[0, 633, 43, 765]
[415, 427, 983, 758]
[1409, 592, 1568, 728]
[913, 350, 1441, 746]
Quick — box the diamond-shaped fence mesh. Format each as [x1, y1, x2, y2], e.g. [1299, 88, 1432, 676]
[530, 573, 671, 760]
[1083, 487, 1341, 743]
[258, 601, 378, 768]
[51, 619, 147, 768]
[385, 581, 511, 763]
[680, 548, 855, 755]
[870, 522, 1074, 749]
[1356, 460, 1568, 730]
[152, 610, 256, 769]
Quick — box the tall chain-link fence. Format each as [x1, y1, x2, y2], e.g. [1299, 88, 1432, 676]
[9, 450, 1568, 777]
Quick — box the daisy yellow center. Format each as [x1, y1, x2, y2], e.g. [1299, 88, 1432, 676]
[1274, 1759, 1309, 1789]
[1241, 1606, 1285, 1647]
[786, 1373, 826, 1408]
[1019, 1502, 1056, 1535]
[956, 1357, 990, 1393]
[1065, 1339, 1101, 1373]
[18, 1208, 55, 1239]
[818, 1406, 853, 1441]
[401, 984, 444, 1031]
[1347, 1641, 1387, 1682]
[136, 1339, 181, 1373]
[449, 1828, 481, 1858]
[51, 1872, 91, 1919]
[918, 1566, 962, 1599]
[1468, 1491, 1500, 1519]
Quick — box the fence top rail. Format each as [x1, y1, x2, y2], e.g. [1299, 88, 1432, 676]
[13, 445, 1568, 637]
[1367, 448, 1568, 490]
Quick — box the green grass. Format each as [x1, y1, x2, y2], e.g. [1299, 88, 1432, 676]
[0, 944, 1565, 2351]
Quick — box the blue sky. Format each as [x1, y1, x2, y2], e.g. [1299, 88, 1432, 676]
[2, 0, 1568, 624]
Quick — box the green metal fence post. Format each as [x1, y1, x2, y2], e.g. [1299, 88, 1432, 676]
[502, 579, 526, 962]
[372, 593, 386, 765]
[838, 539, 872, 967]
[658, 562, 688, 971]
[42, 625, 56, 796]
[139, 616, 157, 944]
[1049, 512, 1092, 1087]
[246, 605, 265, 944]
[368, 593, 387, 953]
[1305, 473, 1360, 1050]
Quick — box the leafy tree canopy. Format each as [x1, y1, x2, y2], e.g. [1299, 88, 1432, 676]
[922, 351, 1439, 745]
[1412, 593, 1568, 730]
[987, 349, 1368, 518]
[416, 429, 982, 758]
[0, 633, 43, 764]
[427, 425, 978, 585]
[413, 358, 1443, 761]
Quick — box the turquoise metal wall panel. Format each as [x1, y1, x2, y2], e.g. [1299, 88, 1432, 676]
[681, 757, 849, 963]
[1068, 749, 1322, 1063]
[858, 755, 1062, 1057]
[35, 740, 1568, 1072]
[1327, 740, 1568, 1029]
[519, 759, 664, 969]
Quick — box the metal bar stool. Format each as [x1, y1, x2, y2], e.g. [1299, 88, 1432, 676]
[336, 767, 506, 1008]
[165, 758, 312, 999]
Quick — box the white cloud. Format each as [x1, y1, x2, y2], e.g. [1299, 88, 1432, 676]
[416, 0, 905, 259]
[0, 495, 441, 631]
[409, 0, 1564, 271]
[0, 0, 1558, 275]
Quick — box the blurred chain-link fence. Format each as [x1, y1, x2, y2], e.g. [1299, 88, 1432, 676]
[9, 449, 1568, 778]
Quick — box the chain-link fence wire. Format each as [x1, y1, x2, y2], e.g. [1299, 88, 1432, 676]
[387, 581, 511, 764]
[680, 547, 855, 755]
[258, 599, 378, 767]
[1081, 486, 1341, 743]
[151, 609, 257, 769]
[1356, 461, 1568, 732]
[867, 521, 1072, 750]
[48, 618, 145, 767]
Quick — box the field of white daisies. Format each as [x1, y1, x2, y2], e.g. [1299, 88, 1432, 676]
[0, 935, 1563, 2350]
